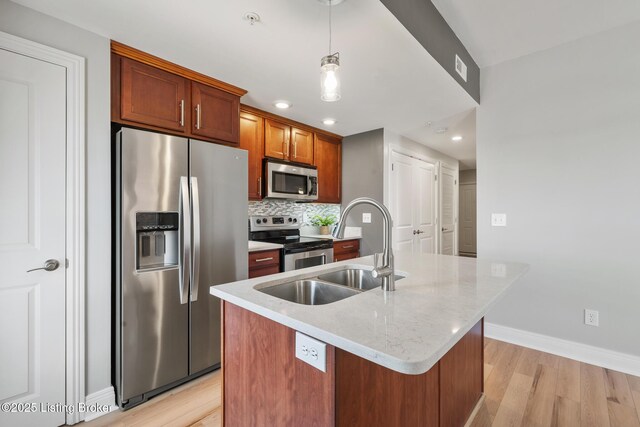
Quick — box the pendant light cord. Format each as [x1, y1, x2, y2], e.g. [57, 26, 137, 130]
[329, 0, 332, 55]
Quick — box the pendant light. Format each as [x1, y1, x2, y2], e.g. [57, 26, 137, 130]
[320, 0, 341, 102]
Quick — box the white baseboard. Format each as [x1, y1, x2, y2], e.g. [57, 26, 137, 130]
[83, 386, 118, 422]
[485, 322, 640, 377]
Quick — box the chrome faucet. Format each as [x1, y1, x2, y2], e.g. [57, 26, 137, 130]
[332, 197, 396, 291]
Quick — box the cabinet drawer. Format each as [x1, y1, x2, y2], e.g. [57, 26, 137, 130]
[333, 239, 360, 255]
[249, 264, 280, 279]
[334, 252, 359, 262]
[249, 249, 280, 269]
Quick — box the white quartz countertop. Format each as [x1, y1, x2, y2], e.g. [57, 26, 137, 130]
[211, 252, 528, 375]
[300, 234, 361, 241]
[248, 240, 283, 253]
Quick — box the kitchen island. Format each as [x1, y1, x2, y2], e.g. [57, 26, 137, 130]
[211, 252, 528, 427]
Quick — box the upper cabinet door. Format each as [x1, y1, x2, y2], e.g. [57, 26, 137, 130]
[240, 111, 265, 200]
[264, 119, 290, 160]
[120, 57, 188, 132]
[191, 82, 240, 144]
[314, 134, 341, 204]
[290, 127, 314, 165]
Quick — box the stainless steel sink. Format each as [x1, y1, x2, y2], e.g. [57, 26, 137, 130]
[257, 279, 361, 305]
[317, 269, 405, 291]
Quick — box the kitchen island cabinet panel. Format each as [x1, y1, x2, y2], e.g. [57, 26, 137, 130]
[223, 302, 335, 427]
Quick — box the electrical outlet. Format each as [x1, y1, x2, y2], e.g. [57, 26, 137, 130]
[491, 213, 507, 227]
[295, 332, 327, 372]
[362, 212, 372, 224]
[491, 263, 507, 278]
[585, 309, 599, 327]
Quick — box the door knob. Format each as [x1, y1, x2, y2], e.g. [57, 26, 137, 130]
[413, 230, 417, 235]
[27, 259, 60, 273]
[417, 230, 424, 234]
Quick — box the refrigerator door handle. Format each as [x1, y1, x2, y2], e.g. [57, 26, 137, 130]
[179, 176, 191, 305]
[190, 176, 201, 302]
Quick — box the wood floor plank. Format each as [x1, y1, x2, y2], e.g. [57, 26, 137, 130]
[632, 390, 640, 424]
[485, 342, 524, 416]
[551, 396, 581, 427]
[627, 374, 640, 392]
[556, 356, 581, 403]
[604, 368, 635, 408]
[581, 363, 612, 427]
[492, 372, 534, 427]
[485, 363, 495, 382]
[607, 400, 640, 427]
[522, 363, 559, 426]
[514, 346, 542, 377]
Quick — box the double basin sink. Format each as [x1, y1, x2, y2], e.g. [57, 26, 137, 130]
[256, 268, 405, 306]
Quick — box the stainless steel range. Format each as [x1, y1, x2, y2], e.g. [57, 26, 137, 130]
[249, 215, 333, 271]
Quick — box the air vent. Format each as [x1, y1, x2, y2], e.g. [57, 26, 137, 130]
[455, 55, 468, 82]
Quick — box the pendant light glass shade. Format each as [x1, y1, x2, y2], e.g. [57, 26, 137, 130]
[320, 53, 341, 102]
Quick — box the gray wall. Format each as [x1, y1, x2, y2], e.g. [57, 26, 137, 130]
[342, 129, 385, 255]
[477, 21, 640, 356]
[380, 0, 480, 102]
[0, 0, 112, 395]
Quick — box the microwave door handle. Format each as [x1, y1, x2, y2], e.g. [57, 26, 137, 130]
[179, 176, 191, 305]
[190, 177, 201, 302]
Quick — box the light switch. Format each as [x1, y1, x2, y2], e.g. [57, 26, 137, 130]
[491, 213, 507, 227]
[362, 213, 372, 224]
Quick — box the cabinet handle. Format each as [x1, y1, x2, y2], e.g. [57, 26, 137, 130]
[285, 141, 289, 158]
[195, 104, 201, 129]
[255, 257, 274, 263]
[179, 100, 185, 127]
[258, 177, 262, 197]
[341, 245, 354, 249]
[293, 141, 297, 158]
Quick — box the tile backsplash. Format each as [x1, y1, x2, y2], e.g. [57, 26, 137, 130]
[248, 200, 341, 226]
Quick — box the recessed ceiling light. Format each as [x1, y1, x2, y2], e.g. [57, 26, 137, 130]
[322, 118, 336, 125]
[273, 101, 291, 109]
[451, 135, 463, 142]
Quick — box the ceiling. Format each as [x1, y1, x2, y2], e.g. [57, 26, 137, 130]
[432, 0, 640, 67]
[404, 108, 476, 170]
[11, 0, 478, 163]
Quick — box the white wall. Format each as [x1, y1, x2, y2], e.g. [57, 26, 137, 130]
[478, 21, 640, 357]
[0, 0, 112, 395]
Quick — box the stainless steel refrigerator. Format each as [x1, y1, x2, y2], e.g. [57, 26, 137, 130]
[114, 127, 248, 409]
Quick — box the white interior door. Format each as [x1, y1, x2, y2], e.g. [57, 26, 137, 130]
[390, 150, 437, 254]
[413, 159, 437, 253]
[439, 164, 457, 255]
[459, 183, 477, 255]
[390, 151, 415, 252]
[0, 48, 67, 426]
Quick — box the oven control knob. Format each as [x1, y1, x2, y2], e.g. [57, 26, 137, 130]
[262, 218, 268, 224]
[293, 218, 298, 223]
[288, 218, 293, 222]
[256, 219, 262, 224]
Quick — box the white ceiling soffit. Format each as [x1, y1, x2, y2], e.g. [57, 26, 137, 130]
[432, 0, 640, 68]
[404, 108, 476, 170]
[11, 0, 478, 146]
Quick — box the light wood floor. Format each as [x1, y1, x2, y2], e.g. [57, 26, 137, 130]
[84, 338, 640, 427]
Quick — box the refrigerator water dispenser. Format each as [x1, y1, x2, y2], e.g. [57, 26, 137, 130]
[136, 212, 179, 270]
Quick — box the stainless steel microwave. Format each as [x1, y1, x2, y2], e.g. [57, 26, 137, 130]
[265, 160, 318, 201]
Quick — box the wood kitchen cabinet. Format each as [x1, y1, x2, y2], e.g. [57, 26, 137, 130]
[333, 239, 360, 262]
[264, 119, 314, 165]
[111, 41, 246, 145]
[191, 81, 239, 144]
[240, 111, 265, 200]
[119, 57, 189, 133]
[264, 119, 290, 160]
[248, 249, 281, 278]
[314, 133, 341, 203]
